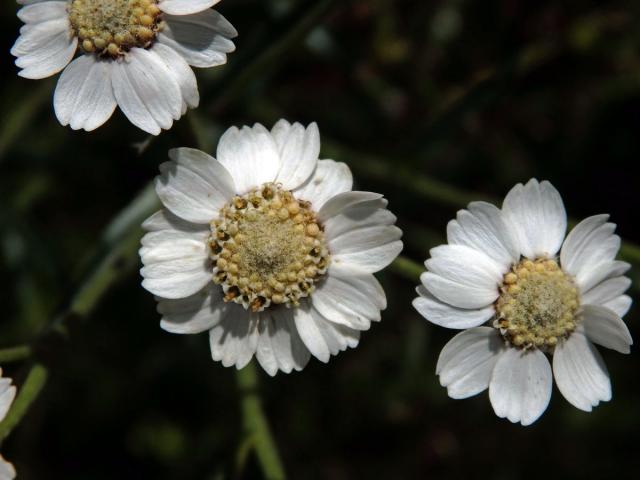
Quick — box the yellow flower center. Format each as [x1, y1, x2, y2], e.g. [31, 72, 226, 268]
[69, 0, 163, 57]
[495, 258, 580, 350]
[209, 183, 330, 313]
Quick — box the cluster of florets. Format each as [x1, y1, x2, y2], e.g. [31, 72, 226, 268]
[495, 258, 580, 350]
[209, 183, 330, 313]
[69, 0, 164, 57]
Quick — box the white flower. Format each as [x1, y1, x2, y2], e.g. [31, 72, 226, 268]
[0, 369, 17, 480]
[413, 179, 633, 426]
[139, 120, 403, 375]
[11, 0, 237, 134]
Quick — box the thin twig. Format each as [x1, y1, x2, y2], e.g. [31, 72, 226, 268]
[0, 345, 33, 364]
[236, 363, 286, 480]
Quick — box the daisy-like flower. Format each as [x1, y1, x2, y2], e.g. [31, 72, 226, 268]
[11, 0, 237, 134]
[139, 120, 403, 375]
[0, 369, 17, 480]
[413, 179, 633, 425]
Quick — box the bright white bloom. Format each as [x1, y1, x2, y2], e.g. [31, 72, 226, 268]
[139, 120, 403, 375]
[413, 179, 633, 426]
[11, 0, 237, 134]
[0, 369, 17, 480]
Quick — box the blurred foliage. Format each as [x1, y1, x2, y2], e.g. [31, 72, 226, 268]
[1, 0, 640, 478]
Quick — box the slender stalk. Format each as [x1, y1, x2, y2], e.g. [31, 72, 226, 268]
[0, 363, 48, 442]
[0, 345, 32, 364]
[236, 363, 286, 480]
[389, 257, 423, 283]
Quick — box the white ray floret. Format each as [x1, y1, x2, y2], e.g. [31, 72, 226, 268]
[11, 0, 237, 134]
[0, 369, 17, 480]
[139, 120, 403, 375]
[413, 179, 633, 425]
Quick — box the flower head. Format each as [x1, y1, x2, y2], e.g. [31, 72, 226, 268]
[413, 179, 633, 425]
[139, 120, 403, 375]
[11, 0, 237, 134]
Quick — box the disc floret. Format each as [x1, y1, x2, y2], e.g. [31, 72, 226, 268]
[495, 258, 580, 350]
[209, 183, 330, 313]
[69, 0, 164, 57]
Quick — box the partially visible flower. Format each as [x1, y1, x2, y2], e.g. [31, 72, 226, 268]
[11, 0, 237, 134]
[139, 120, 403, 375]
[413, 179, 633, 425]
[0, 369, 16, 480]
[0, 369, 16, 422]
[0, 455, 16, 480]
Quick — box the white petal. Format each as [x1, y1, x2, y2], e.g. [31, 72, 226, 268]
[311, 267, 385, 330]
[216, 124, 281, 194]
[158, 285, 226, 334]
[159, 0, 221, 15]
[271, 120, 320, 190]
[436, 327, 504, 399]
[581, 276, 631, 307]
[209, 309, 259, 369]
[560, 215, 622, 291]
[53, 55, 117, 131]
[158, 10, 237, 68]
[575, 260, 630, 294]
[139, 229, 211, 299]
[413, 286, 495, 329]
[151, 43, 199, 114]
[323, 197, 402, 273]
[489, 348, 552, 426]
[424, 244, 503, 306]
[502, 179, 567, 259]
[155, 148, 235, 223]
[18, 1, 67, 24]
[11, 16, 68, 55]
[447, 201, 519, 268]
[142, 209, 207, 233]
[0, 454, 16, 480]
[111, 48, 183, 135]
[13, 19, 77, 79]
[323, 198, 395, 238]
[329, 225, 403, 274]
[0, 383, 16, 422]
[295, 160, 354, 212]
[317, 191, 381, 223]
[580, 305, 632, 354]
[603, 295, 632, 317]
[553, 332, 611, 412]
[255, 308, 311, 376]
[421, 272, 498, 310]
[293, 305, 359, 363]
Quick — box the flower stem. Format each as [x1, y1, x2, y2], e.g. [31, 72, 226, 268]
[236, 363, 286, 480]
[0, 363, 48, 443]
[390, 257, 423, 283]
[0, 345, 32, 364]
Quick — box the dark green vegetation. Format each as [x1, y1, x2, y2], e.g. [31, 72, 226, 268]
[1, 0, 639, 478]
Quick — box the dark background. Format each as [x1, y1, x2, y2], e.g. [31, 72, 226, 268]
[1, 0, 639, 478]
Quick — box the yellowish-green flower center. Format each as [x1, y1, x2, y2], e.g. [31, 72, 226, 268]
[209, 183, 330, 313]
[495, 258, 580, 350]
[69, 0, 164, 57]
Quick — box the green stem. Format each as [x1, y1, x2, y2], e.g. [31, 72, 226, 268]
[0, 345, 32, 364]
[0, 363, 48, 442]
[236, 363, 286, 480]
[389, 257, 423, 283]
